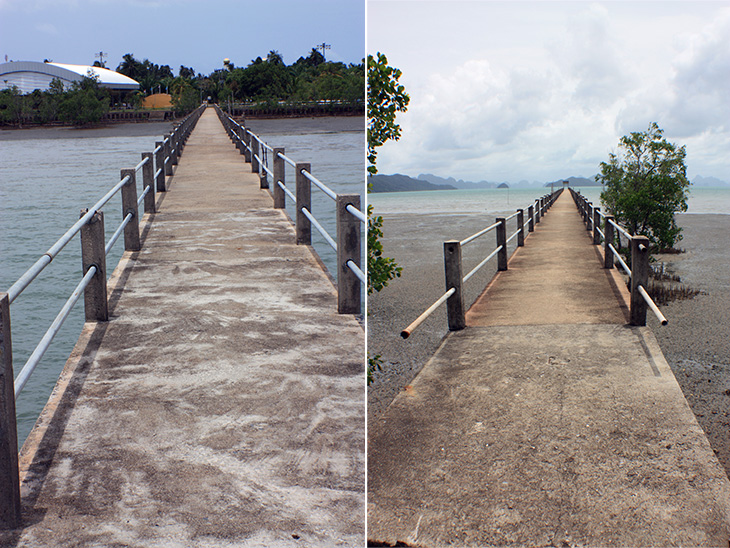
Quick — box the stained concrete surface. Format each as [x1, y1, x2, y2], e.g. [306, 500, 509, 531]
[3, 108, 364, 547]
[368, 325, 730, 547]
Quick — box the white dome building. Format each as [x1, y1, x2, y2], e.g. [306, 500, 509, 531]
[0, 61, 139, 94]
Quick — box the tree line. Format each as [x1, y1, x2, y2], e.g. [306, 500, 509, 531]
[0, 48, 364, 126]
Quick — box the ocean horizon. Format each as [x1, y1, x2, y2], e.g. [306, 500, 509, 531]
[367, 186, 730, 217]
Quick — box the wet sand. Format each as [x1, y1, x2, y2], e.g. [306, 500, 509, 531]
[368, 211, 730, 477]
[650, 214, 730, 476]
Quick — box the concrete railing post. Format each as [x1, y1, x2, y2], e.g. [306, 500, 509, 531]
[164, 134, 173, 176]
[444, 240, 466, 331]
[236, 126, 245, 155]
[535, 199, 541, 224]
[604, 215, 615, 269]
[630, 235, 650, 326]
[243, 129, 252, 163]
[496, 217, 508, 271]
[337, 194, 361, 315]
[251, 138, 260, 174]
[80, 210, 108, 322]
[593, 207, 601, 245]
[273, 147, 285, 209]
[171, 126, 179, 164]
[295, 163, 311, 245]
[155, 141, 166, 192]
[516, 209, 525, 246]
[528, 204, 534, 232]
[0, 293, 21, 529]
[141, 153, 155, 214]
[259, 155, 269, 190]
[586, 203, 593, 231]
[120, 169, 140, 252]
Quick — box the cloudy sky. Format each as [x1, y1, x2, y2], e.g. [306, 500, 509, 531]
[368, 0, 730, 183]
[0, 0, 364, 76]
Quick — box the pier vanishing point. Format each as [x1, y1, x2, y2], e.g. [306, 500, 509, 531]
[1, 107, 365, 546]
[368, 189, 730, 547]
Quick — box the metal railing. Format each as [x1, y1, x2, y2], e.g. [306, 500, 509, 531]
[401, 188, 563, 338]
[213, 105, 365, 315]
[569, 188, 667, 326]
[0, 104, 205, 528]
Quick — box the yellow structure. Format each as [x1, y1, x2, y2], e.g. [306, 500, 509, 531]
[141, 93, 172, 109]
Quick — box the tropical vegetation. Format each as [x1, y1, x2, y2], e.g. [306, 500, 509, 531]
[598, 122, 690, 251]
[0, 48, 364, 126]
[367, 52, 409, 384]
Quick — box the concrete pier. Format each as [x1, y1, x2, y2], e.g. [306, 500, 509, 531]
[3, 108, 365, 547]
[368, 191, 730, 546]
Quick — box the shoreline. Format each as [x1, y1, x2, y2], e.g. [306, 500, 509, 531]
[367, 212, 730, 477]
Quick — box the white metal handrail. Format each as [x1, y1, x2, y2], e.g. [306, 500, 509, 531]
[14, 266, 97, 398]
[638, 284, 668, 325]
[278, 181, 296, 202]
[346, 204, 367, 224]
[6, 175, 130, 304]
[301, 169, 337, 201]
[302, 207, 337, 251]
[461, 222, 500, 246]
[401, 288, 456, 339]
[463, 245, 503, 283]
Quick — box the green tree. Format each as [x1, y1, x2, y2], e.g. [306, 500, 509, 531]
[367, 52, 409, 383]
[179, 65, 196, 80]
[598, 122, 690, 251]
[267, 50, 284, 65]
[58, 73, 110, 125]
[367, 52, 409, 175]
[0, 86, 29, 126]
[171, 77, 200, 115]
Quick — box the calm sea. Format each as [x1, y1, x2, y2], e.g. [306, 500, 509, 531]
[367, 185, 730, 216]
[0, 118, 364, 447]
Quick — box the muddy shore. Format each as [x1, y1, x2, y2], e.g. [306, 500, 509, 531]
[367, 212, 730, 477]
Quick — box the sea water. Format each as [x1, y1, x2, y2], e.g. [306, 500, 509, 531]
[0, 119, 364, 447]
[367, 185, 730, 216]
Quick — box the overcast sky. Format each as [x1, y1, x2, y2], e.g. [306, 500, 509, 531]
[0, 0, 364, 75]
[368, 0, 730, 183]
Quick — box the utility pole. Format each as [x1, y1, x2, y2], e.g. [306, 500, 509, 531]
[95, 51, 107, 67]
[315, 42, 331, 60]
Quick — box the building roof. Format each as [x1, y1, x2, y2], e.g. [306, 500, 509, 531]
[0, 61, 139, 94]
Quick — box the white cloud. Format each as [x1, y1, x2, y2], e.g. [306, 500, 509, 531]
[372, 1, 730, 182]
[35, 22, 58, 35]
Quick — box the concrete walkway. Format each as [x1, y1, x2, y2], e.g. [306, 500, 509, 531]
[5, 108, 365, 547]
[467, 191, 629, 326]
[368, 192, 730, 546]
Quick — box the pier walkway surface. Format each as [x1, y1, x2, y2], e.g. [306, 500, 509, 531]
[368, 191, 730, 547]
[4, 108, 365, 547]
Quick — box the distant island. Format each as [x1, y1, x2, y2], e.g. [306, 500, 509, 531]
[368, 174, 457, 193]
[369, 172, 729, 193]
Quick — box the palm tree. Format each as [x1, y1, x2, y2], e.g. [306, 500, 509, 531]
[267, 50, 284, 65]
